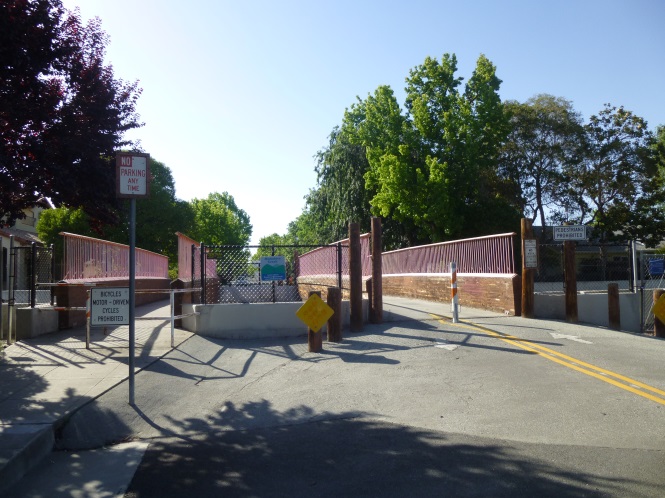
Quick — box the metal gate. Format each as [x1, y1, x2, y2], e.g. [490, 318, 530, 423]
[198, 244, 347, 304]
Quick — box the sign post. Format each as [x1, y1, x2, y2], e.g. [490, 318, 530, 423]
[116, 152, 150, 405]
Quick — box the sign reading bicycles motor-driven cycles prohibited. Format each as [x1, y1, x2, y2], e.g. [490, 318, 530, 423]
[90, 287, 130, 326]
[116, 152, 150, 198]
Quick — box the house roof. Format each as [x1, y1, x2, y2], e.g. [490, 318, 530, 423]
[0, 227, 44, 246]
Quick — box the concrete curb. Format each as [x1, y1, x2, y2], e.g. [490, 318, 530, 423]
[0, 425, 54, 495]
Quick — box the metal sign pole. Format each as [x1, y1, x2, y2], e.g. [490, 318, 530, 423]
[129, 198, 136, 405]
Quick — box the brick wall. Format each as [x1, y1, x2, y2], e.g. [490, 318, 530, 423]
[382, 274, 521, 315]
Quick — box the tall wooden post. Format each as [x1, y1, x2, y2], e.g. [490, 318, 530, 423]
[327, 287, 342, 342]
[521, 218, 534, 318]
[564, 240, 578, 323]
[349, 223, 363, 332]
[308, 291, 323, 352]
[608, 283, 620, 330]
[371, 217, 383, 324]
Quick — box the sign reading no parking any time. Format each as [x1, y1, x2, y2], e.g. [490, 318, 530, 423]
[90, 287, 130, 326]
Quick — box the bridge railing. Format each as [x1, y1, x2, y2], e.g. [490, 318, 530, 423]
[61, 232, 169, 281]
[382, 233, 516, 275]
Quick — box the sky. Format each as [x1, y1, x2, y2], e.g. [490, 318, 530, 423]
[62, 0, 665, 245]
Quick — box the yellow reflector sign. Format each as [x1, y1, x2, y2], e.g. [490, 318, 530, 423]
[652, 293, 665, 325]
[296, 293, 334, 333]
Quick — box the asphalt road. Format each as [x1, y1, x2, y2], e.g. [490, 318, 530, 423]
[7, 304, 665, 497]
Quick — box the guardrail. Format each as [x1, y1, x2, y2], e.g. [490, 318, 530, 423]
[61, 232, 168, 281]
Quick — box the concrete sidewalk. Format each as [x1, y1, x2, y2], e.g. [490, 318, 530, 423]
[0, 300, 193, 494]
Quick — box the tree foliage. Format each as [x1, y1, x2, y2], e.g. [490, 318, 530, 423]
[564, 105, 665, 244]
[188, 192, 252, 246]
[500, 95, 585, 228]
[1, 0, 142, 226]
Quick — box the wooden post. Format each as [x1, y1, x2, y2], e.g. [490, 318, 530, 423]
[654, 290, 665, 338]
[521, 218, 534, 318]
[327, 287, 342, 342]
[308, 291, 323, 352]
[371, 217, 383, 323]
[349, 223, 363, 332]
[608, 283, 620, 330]
[564, 240, 578, 323]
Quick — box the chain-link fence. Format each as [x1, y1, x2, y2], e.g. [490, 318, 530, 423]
[10, 244, 54, 307]
[637, 251, 665, 334]
[534, 243, 633, 293]
[198, 244, 347, 304]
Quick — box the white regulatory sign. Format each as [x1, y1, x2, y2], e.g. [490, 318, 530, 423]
[553, 225, 587, 241]
[90, 287, 130, 326]
[523, 239, 538, 269]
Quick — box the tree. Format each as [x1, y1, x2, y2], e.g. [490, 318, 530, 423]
[1, 0, 142, 226]
[189, 192, 252, 246]
[500, 95, 586, 228]
[353, 54, 515, 243]
[564, 105, 665, 245]
[38, 159, 194, 278]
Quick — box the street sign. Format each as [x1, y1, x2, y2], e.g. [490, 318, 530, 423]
[260, 256, 286, 281]
[90, 287, 130, 326]
[116, 153, 150, 198]
[553, 225, 586, 241]
[523, 239, 538, 269]
[296, 293, 334, 333]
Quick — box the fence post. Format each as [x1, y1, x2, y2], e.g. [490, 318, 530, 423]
[327, 287, 342, 342]
[608, 283, 620, 330]
[50, 244, 55, 305]
[349, 223, 363, 332]
[371, 217, 383, 324]
[200, 243, 206, 305]
[30, 242, 37, 308]
[521, 219, 535, 318]
[654, 290, 665, 338]
[7, 236, 15, 345]
[564, 240, 578, 323]
[337, 243, 343, 290]
[0, 236, 3, 342]
[308, 291, 323, 352]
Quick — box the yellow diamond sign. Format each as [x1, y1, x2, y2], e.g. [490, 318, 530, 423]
[653, 293, 665, 324]
[296, 293, 334, 333]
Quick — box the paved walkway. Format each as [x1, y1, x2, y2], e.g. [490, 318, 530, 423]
[0, 300, 193, 493]
[2, 296, 664, 495]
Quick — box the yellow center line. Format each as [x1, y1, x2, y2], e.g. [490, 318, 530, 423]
[430, 314, 665, 406]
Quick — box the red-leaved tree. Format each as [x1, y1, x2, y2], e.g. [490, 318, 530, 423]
[0, 0, 142, 226]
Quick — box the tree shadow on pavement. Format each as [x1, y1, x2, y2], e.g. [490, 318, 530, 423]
[124, 399, 654, 498]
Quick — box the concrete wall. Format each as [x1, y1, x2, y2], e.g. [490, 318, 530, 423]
[382, 273, 520, 316]
[1, 305, 59, 340]
[534, 292, 641, 333]
[182, 299, 369, 339]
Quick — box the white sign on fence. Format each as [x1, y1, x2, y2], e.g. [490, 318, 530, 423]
[523, 239, 538, 268]
[553, 225, 587, 241]
[90, 287, 130, 326]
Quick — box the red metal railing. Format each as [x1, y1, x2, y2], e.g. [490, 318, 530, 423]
[176, 232, 217, 281]
[61, 232, 169, 281]
[297, 233, 371, 277]
[382, 233, 516, 275]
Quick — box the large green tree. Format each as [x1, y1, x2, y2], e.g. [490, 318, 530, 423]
[188, 192, 252, 246]
[500, 95, 586, 228]
[354, 54, 517, 243]
[564, 105, 665, 245]
[1, 1, 142, 226]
